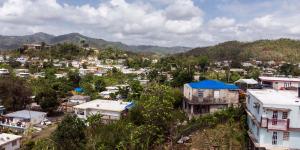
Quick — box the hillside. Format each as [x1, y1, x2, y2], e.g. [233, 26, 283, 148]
[0, 33, 190, 54]
[182, 39, 300, 62]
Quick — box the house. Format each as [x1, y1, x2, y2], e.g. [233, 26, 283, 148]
[234, 79, 259, 91]
[61, 95, 91, 112]
[69, 95, 90, 104]
[74, 100, 133, 123]
[259, 76, 300, 90]
[183, 80, 239, 118]
[15, 57, 28, 64]
[0, 133, 22, 150]
[14, 69, 30, 78]
[0, 69, 9, 76]
[0, 110, 47, 132]
[246, 89, 300, 149]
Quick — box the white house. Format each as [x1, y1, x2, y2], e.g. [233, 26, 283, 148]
[68, 95, 90, 104]
[74, 100, 133, 123]
[0, 68, 9, 76]
[0, 110, 47, 132]
[0, 133, 22, 150]
[246, 89, 300, 149]
[14, 69, 30, 78]
[259, 76, 300, 90]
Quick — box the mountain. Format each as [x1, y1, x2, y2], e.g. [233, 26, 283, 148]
[0, 32, 190, 54]
[181, 39, 300, 62]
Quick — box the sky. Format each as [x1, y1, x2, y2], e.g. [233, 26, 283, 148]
[1, 0, 300, 47]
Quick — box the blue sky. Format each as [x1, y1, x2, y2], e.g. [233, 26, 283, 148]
[0, 0, 300, 47]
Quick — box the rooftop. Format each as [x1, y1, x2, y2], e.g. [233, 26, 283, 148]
[0, 133, 22, 146]
[259, 76, 300, 82]
[74, 99, 133, 112]
[248, 89, 300, 106]
[187, 80, 238, 90]
[235, 79, 258, 85]
[5, 110, 46, 119]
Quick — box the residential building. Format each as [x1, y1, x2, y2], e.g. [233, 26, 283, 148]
[235, 79, 259, 91]
[183, 80, 239, 118]
[259, 76, 300, 90]
[0, 110, 46, 132]
[61, 95, 91, 112]
[246, 89, 300, 149]
[0, 133, 22, 150]
[0, 69, 9, 76]
[74, 100, 133, 123]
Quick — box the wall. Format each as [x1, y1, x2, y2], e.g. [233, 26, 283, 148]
[0, 139, 21, 150]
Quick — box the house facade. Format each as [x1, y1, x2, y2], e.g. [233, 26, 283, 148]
[246, 89, 300, 150]
[183, 80, 239, 118]
[0, 133, 22, 150]
[259, 76, 300, 90]
[0, 110, 46, 132]
[74, 100, 133, 123]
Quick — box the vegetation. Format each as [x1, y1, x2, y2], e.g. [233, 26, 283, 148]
[182, 39, 300, 62]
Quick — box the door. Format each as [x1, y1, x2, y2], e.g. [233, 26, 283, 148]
[272, 111, 278, 125]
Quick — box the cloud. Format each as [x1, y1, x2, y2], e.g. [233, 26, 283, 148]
[0, 0, 204, 46]
[1, 0, 300, 47]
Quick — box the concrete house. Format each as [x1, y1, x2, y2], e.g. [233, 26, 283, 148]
[74, 100, 133, 123]
[0, 110, 46, 132]
[183, 80, 239, 118]
[246, 89, 300, 149]
[0, 133, 22, 150]
[259, 76, 300, 90]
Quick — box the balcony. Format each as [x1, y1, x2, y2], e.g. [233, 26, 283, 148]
[261, 117, 289, 131]
[188, 96, 228, 105]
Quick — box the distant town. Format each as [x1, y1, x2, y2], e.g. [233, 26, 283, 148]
[0, 40, 299, 150]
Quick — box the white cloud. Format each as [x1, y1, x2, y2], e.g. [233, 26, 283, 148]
[1, 0, 300, 47]
[208, 17, 235, 28]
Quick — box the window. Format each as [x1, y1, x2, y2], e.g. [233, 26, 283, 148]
[272, 132, 278, 145]
[198, 90, 204, 97]
[284, 82, 292, 88]
[251, 120, 255, 126]
[272, 111, 278, 125]
[282, 112, 288, 119]
[256, 127, 259, 136]
[12, 140, 17, 146]
[213, 90, 220, 99]
[283, 132, 289, 141]
[77, 109, 85, 115]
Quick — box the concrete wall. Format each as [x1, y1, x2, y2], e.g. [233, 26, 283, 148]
[184, 83, 239, 104]
[75, 108, 121, 120]
[272, 81, 299, 90]
[0, 139, 21, 150]
[247, 91, 300, 149]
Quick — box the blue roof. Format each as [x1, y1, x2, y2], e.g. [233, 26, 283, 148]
[125, 102, 134, 109]
[75, 87, 83, 93]
[187, 80, 238, 90]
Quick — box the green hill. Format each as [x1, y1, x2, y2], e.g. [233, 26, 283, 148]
[182, 39, 300, 62]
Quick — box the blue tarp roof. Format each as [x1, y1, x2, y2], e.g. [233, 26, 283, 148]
[187, 80, 238, 90]
[75, 87, 83, 93]
[125, 102, 134, 109]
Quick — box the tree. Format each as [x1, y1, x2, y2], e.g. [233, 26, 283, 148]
[139, 84, 177, 131]
[94, 78, 106, 92]
[52, 115, 86, 150]
[171, 69, 194, 87]
[67, 70, 81, 88]
[0, 76, 32, 111]
[35, 88, 59, 114]
[8, 57, 21, 68]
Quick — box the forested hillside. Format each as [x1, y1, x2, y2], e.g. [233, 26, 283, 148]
[182, 39, 300, 62]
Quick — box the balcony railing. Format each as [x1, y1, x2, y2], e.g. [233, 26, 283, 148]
[261, 117, 289, 131]
[190, 96, 228, 104]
